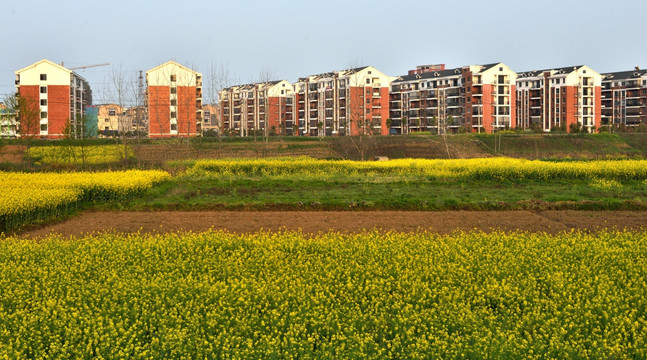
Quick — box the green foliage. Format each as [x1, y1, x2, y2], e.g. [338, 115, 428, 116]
[569, 122, 582, 134]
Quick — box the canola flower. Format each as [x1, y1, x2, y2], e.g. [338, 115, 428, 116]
[28, 145, 134, 165]
[187, 157, 647, 182]
[0, 229, 645, 359]
[0, 170, 170, 232]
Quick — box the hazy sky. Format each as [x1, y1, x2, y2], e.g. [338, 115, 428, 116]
[2, 0, 646, 103]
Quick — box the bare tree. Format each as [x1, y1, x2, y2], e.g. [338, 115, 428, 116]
[205, 62, 225, 140]
[4, 93, 40, 167]
[257, 66, 277, 143]
[346, 69, 375, 161]
[109, 65, 135, 164]
[206, 62, 238, 139]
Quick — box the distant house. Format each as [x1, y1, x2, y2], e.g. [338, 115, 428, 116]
[96, 104, 128, 135]
[202, 104, 220, 134]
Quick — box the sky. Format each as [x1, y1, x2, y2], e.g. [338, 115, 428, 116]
[1, 0, 646, 104]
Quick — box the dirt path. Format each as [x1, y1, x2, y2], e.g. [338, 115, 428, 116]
[16, 210, 647, 238]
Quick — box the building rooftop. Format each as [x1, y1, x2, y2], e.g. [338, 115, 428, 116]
[601, 69, 647, 81]
[222, 80, 284, 92]
[297, 66, 371, 82]
[517, 65, 586, 78]
[392, 63, 502, 84]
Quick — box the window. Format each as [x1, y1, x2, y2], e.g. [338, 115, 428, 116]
[108, 109, 116, 116]
[104, 126, 109, 131]
[40, 124, 47, 132]
[171, 112, 177, 119]
[40, 86, 47, 94]
[170, 99, 177, 106]
[170, 75, 177, 82]
[281, 90, 284, 94]
[499, 67, 503, 71]
[40, 99, 47, 106]
[366, 79, 370, 84]
[40, 74, 47, 81]
[40, 111, 47, 119]
[171, 87, 177, 94]
[104, 118, 109, 123]
[170, 123, 177, 131]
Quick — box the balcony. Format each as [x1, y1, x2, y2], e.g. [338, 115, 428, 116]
[625, 81, 641, 89]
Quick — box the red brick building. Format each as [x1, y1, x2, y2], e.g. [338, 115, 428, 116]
[390, 63, 516, 134]
[146, 61, 202, 138]
[516, 65, 601, 133]
[293, 66, 392, 136]
[15, 59, 92, 138]
[408, 64, 446, 76]
[219, 80, 294, 136]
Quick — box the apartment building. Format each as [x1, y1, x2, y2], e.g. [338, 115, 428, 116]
[600, 68, 647, 128]
[147, 61, 202, 138]
[516, 65, 601, 133]
[202, 104, 220, 133]
[0, 103, 18, 138]
[294, 66, 392, 136]
[219, 80, 294, 136]
[390, 63, 516, 134]
[15, 59, 92, 138]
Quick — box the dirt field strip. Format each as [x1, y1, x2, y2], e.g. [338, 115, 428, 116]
[16, 210, 647, 239]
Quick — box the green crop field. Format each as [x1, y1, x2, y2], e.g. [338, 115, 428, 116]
[116, 157, 647, 211]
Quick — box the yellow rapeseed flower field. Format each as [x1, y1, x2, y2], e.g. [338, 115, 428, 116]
[0, 170, 170, 232]
[187, 156, 647, 181]
[28, 145, 134, 165]
[0, 230, 644, 358]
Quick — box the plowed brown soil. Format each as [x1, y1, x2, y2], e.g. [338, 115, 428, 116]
[17, 210, 647, 238]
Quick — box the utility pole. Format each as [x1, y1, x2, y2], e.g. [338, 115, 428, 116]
[138, 70, 144, 135]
